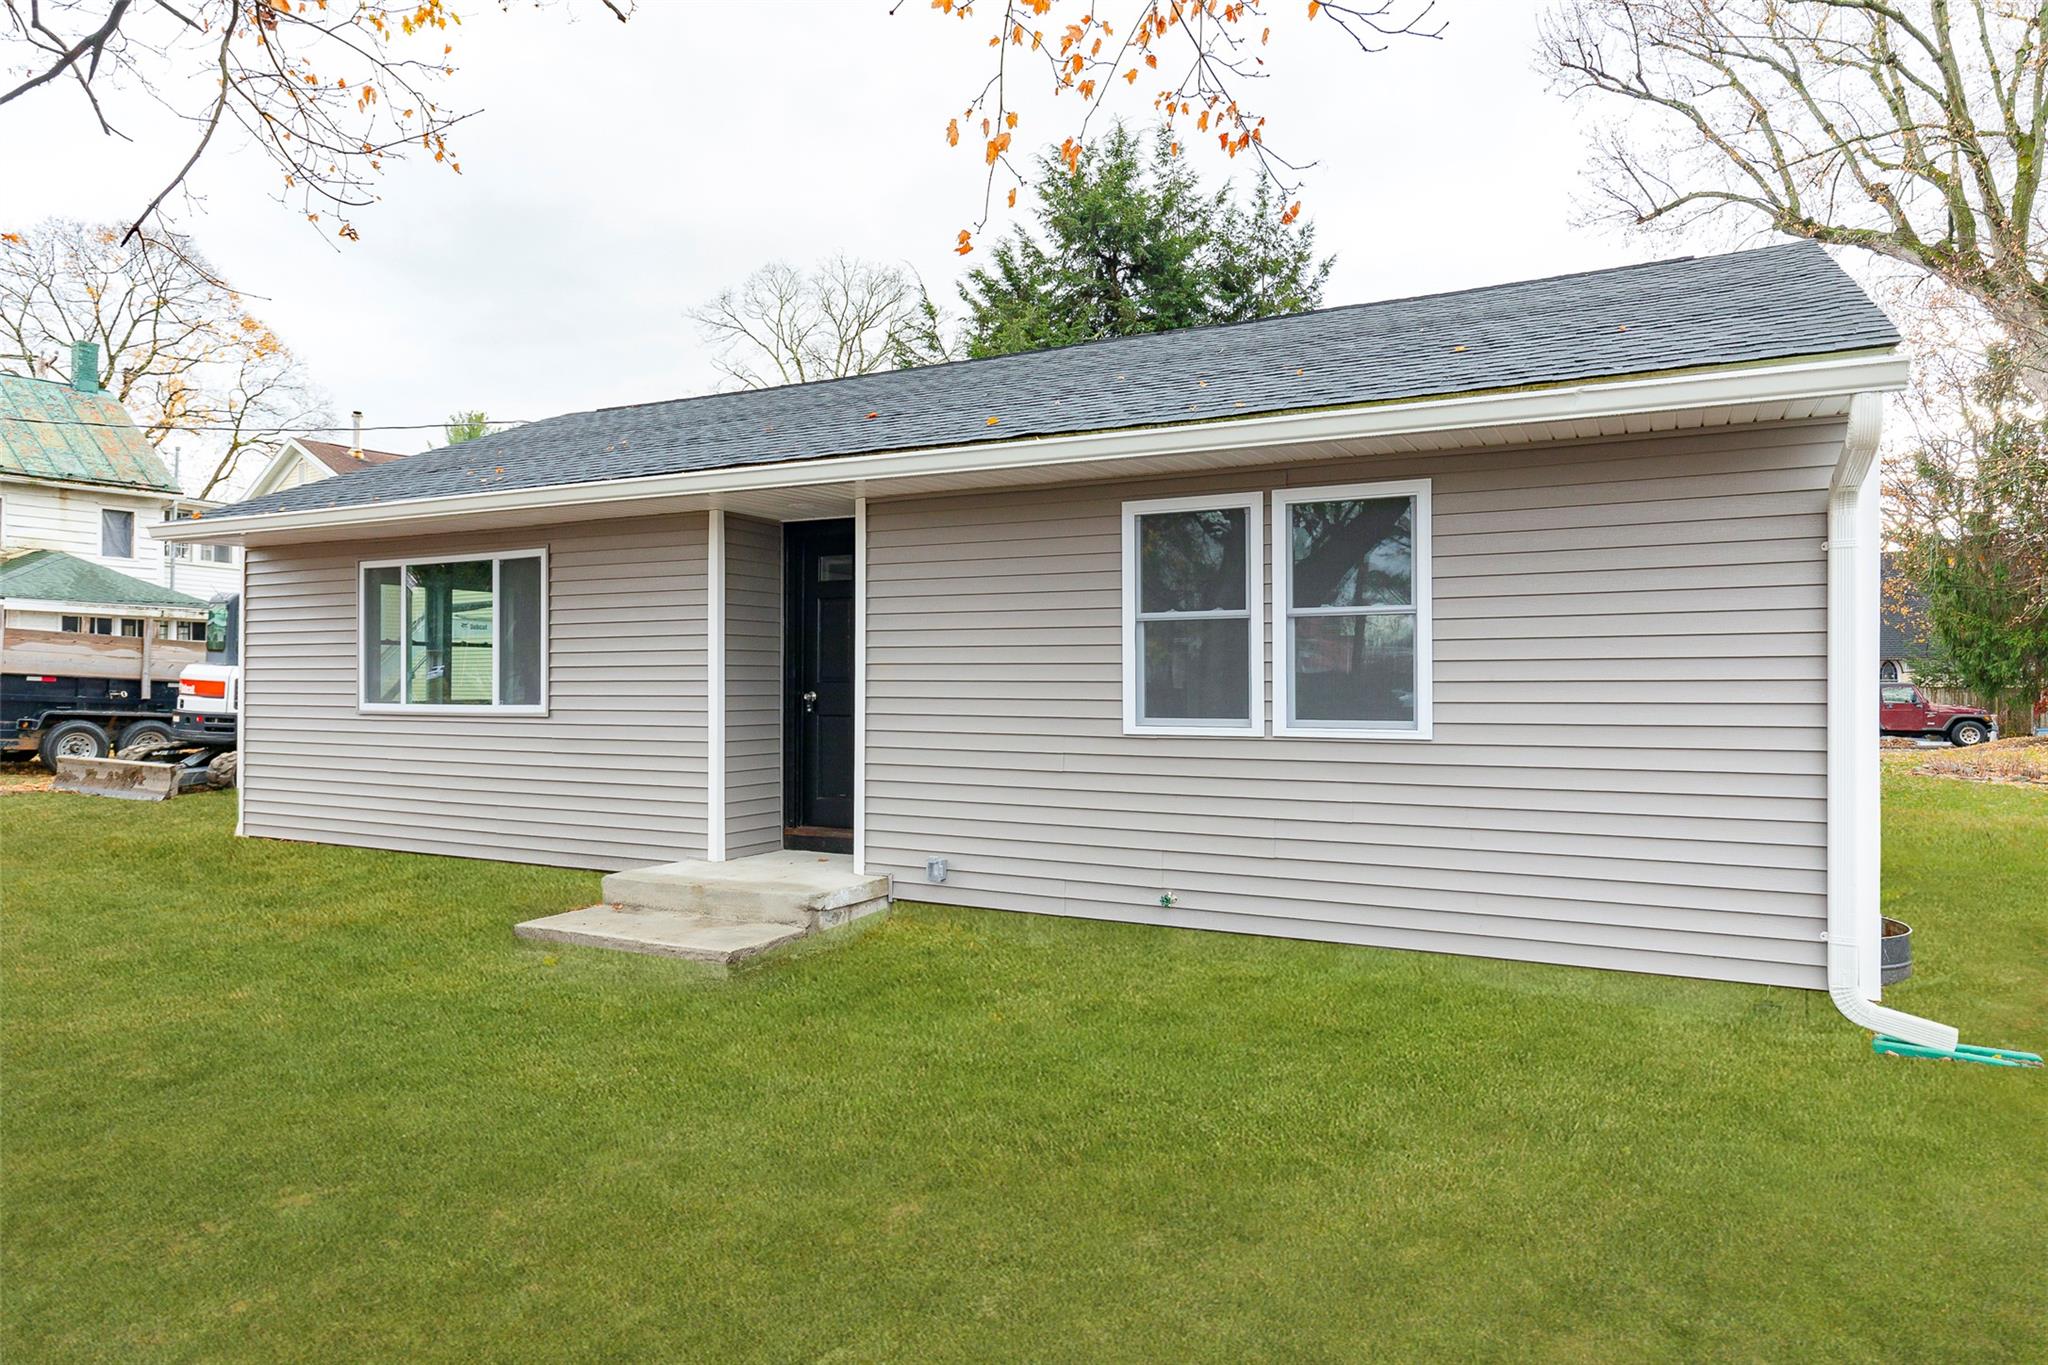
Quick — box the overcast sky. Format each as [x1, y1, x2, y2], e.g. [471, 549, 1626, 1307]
[12, 2, 1683, 474]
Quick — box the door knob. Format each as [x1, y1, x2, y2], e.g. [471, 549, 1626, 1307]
[802, 690, 818, 712]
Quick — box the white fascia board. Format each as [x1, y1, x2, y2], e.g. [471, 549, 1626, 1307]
[156, 351, 1909, 543]
[1, 473, 180, 502]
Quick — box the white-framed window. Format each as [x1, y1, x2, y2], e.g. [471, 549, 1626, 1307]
[358, 549, 548, 714]
[1272, 478, 1432, 739]
[167, 542, 236, 564]
[1121, 492, 1264, 735]
[100, 508, 134, 558]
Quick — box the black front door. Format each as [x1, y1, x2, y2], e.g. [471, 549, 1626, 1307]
[784, 519, 855, 851]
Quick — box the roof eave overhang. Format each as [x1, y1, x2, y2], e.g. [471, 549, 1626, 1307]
[0, 471, 181, 498]
[153, 349, 1909, 544]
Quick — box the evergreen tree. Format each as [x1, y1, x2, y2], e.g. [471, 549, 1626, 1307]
[1901, 348, 2048, 735]
[956, 127, 1333, 360]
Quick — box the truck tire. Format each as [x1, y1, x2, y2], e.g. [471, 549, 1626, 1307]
[39, 719, 111, 768]
[206, 751, 238, 789]
[116, 720, 175, 757]
[1949, 719, 1990, 747]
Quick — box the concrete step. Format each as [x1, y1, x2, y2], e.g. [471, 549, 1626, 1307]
[514, 905, 807, 967]
[600, 850, 891, 929]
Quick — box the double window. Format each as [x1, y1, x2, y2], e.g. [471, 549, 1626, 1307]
[1122, 480, 1432, 739]
[359, 550, 547, 713]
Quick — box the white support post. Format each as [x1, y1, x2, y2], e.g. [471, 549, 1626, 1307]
[235, 546, 248, 838]
[853, 496, 867, 876]
[707, 509, 727, 862]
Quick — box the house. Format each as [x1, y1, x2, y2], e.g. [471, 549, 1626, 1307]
[242, 430, 410, 501]
[1879, 551, 1933, 682]
[154, 243, 1958, 1052]
[1, 342, 241, 603]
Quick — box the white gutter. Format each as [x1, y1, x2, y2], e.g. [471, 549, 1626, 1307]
[1824, 394, 1956, 1050]
[153, 351, 1910, 543]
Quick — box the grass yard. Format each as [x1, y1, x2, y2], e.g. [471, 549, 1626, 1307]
[3, 773, 2043, 1361]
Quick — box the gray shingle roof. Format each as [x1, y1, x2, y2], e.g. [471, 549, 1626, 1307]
[211, 242, 1897, 520]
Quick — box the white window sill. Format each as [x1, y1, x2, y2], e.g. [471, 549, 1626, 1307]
[1272, 723, 1433, 741]
[1123, 720, 1263, 737]
[358, 704, 550, 718]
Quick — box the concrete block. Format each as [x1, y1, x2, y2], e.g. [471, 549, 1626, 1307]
[52, 757, 178, 801]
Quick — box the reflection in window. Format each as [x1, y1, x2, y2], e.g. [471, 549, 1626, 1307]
[1282, 489, 1425, 732]
[1130, 502, 1257, 727]
[360, 552, 545, 709]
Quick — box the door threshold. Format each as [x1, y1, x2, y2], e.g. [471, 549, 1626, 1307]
[784, 826, 853, 855]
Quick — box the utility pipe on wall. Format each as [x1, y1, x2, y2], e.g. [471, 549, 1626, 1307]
[1825, 394, 1957, 1051]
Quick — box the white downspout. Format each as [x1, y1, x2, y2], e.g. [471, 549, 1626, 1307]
[1826, 394, 1957, 1050]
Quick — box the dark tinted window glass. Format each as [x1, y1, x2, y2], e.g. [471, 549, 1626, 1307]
[1139, 508, 1247, 613]
[1290, 497, 1412, 608]
[1291, 615, 1417, 725]
[1141, 618, 1251, 722]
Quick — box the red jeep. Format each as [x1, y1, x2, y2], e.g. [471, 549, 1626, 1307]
[1880, 683, 1995, 746]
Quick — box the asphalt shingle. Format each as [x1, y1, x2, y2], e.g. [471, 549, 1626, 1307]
[209, 242, 1898, 521]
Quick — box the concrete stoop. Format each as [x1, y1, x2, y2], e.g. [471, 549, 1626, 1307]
[514, 850, 890, 967]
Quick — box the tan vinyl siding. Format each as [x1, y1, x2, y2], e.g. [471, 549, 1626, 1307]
[724, 514, 783, 858]
[863, 422, 1845, 989]
[242, 514, 709, 870]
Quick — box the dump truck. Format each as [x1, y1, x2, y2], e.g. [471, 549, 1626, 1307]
[3, 617, 201, 767]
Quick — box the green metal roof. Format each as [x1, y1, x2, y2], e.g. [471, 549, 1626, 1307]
[0, 549, 207, 609]
[0, 371, 179, 492]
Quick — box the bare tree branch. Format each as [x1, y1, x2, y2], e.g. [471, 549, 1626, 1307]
[1539, 0, 2048, 401]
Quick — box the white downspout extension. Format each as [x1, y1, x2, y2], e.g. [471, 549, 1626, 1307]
[1826, 394, 1957, 1050]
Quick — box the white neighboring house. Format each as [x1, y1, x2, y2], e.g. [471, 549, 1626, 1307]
[0, 342, 241, 604]
[243, 434, 411, 500]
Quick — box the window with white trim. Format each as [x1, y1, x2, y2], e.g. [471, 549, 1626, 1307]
[359, 550, 547, 712]
[100, 508, 134, 558]
[1273, 479, 1431, 738]
[1121, 493, 1263, 734]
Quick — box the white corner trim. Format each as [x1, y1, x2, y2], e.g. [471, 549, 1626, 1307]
[1121, 490, 1265, 736]
[707, 509, 727, 862]
[235, 546, 248, 839]
[852, 497, 868, 876]
[1824, 393, 1956, 1050]
[1271, 477, 1434, 740]
[157, 352, 1911, 543]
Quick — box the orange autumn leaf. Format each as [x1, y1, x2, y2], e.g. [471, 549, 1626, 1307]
[946, 118, 960, 146]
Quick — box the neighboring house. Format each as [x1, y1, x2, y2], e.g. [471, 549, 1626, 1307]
[1879, 552, 1932, 683]
[0, 342, 239, 602]
[157, 244, 1956, 1051]
[242, 434, 409, 500]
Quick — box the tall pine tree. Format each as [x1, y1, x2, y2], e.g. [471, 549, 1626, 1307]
[953, 127, 1333, 360]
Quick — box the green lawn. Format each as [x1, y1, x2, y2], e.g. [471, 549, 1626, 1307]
[3, 774, 2043, 1361]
